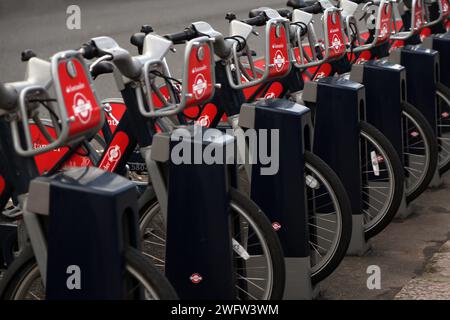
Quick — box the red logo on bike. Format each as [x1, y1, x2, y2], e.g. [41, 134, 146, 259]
[377, 3, 392, 43]
[72, 92, 93, 124]
[273, 50, 286, 72]
[99, 131, 129, 172]
[327, 12, 345, 58]
[332, 34, 342, 53]
[57, 57, 102, 137]
[190, 273, 203, 284]
[186, 43, 213, 107]
[442, 0, 449, 16]
[268, 23, 290, 78]
[193, 73, 207, 100]
[272, 222, 281, 231]
[195, 114, 211, 127]
[414, 0, 424, 30]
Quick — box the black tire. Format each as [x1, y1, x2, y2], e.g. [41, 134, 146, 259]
[139, 188, 286, 300]
[229, 188, 286, 300]
[304, 151, 352, 284]
[0, 246, 178, 300]
[360, 122, 404, 239]
[436, 84, 450, 175]
[402, 102, 439, 202]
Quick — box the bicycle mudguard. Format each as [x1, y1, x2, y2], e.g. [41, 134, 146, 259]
[26, 167, 139, 299]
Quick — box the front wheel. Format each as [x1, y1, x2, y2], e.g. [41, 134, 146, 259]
[401, 102, 438, 202]
[304, 151, 352, 284]
[139, 188, 286, 300]
[0, 246, 178, 300]
[360, 122, 404, 239]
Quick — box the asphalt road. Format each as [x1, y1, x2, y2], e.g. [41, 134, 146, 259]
[0, 0, 284, 98]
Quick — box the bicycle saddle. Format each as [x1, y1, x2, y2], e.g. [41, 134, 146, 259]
[287, 0, 318, 9]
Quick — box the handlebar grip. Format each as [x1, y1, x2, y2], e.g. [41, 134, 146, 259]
[80, 40, 99, 59]
[130, 32, 146, 54]
[241, 14, 268, 26]
[277, 8, 293, 19]
[301, 2, 324, 14]
[347, 0, 368, 3]
[164, 27, 198, 44]
[0, 83, 17, 111]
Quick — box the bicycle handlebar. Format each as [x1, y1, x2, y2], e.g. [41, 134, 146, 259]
[240, 13, 269, 26]
[249, 8, 292, 19]
[0, 82, 17, 112]
[80, 40, 99, 60]
[301, 2, 324, 14]
[164, 27, 198, 44]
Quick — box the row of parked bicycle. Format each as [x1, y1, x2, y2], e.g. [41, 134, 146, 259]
[0, 0, 448, 299]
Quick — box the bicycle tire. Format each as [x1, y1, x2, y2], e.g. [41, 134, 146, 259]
[401, 102, 438, 202]
[304, 151, 352, 284]
[139, 187, 286, 300]
[0, 246, 178, 300]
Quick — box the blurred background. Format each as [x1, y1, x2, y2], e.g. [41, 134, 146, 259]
[0, 0, 288, 99]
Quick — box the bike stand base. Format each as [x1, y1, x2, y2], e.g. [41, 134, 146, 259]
[347, 215, 371, 256]
[283, 257, 314, 300]
[429, 168, 443, 189]
[395, 193, 412, 220]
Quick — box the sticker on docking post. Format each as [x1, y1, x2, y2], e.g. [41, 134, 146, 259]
[371, 151, 380, 176]
[190, 273, 203, 284]
[232, 239, 250, 260]
[272, 222, 282, 231]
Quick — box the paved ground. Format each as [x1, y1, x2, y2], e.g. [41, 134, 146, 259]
[320, 172, 450, 299]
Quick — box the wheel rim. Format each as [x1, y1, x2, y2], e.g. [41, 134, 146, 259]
[402, 110, 431, 196]
[437, 90, 450, 170]
[360, 130, 395, 232]
[11, 262, 161, 300]
[139, 201, 274, 300]
[305, 161, 343, 276]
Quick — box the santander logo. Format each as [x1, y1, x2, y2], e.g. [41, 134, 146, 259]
[273, 50, 286, 72]
[443, 0, 449, 13]
[265, 92, 276, 99]
[195, 114, 211, 127]
[314, 71, 326, 80]
[192, 73, 207, 100]
[107, 145, 121, 162]
[380, 22, 389, 39]
[72, 92, 92, 124]
[332, 34, 342, 53]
